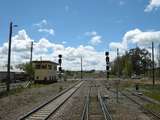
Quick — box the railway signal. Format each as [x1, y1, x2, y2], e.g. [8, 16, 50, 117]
[105, 52, 110, 79]
[58, 54, 62, 80]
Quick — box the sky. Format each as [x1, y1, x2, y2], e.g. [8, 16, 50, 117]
[0, 0, 160, 70]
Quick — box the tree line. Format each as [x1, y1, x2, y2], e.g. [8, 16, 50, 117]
[110, 47, 160, 78]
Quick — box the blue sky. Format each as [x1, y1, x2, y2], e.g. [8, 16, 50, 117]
[0, 0, 160, 70]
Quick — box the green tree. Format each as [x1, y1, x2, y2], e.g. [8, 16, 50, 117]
[16, 63, 35, 80]
[129, 47, 151, 75]
[111, 47, 151, 77]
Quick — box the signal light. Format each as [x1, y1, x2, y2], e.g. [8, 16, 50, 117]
[105, 51, 110, 79]
[58, 54, 62, 58]
[58, 59, 62, 65]
[106, 66, 109, 70]
[105, 52, 109, 56]
[59, 66, 62, 71]
[106, 57, 109, 63]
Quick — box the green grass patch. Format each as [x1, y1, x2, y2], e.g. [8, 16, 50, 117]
[119, 81, 133, 91]
[0, 83, 48, 98]
[140, 84, 160, 102]
[144, 91, 160, 102]
[0, 86, 24, 98]
[30, 83, 46, 88]
[144, 103, 160, 112]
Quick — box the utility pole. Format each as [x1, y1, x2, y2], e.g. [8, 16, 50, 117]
[152, 42, 155, 87]
[116, 48, 120, 103]
[157, 44, 160, 79]
[81, 56, 83, 80]
[29, 41, 33, 82]
[6, 22, 13, 91]
[30, 41, 33, 65]
[6, 22, 17, 91]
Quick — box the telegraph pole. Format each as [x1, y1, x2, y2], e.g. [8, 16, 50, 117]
[6, 22, 13, 91]
[30, 41, 33, 65]
[81, 56, 83, 80]
[152, 42, 155, 87]
[6, 22, 17, 91]
[30, 41, 33, 82]
[116, 48, 120, 103]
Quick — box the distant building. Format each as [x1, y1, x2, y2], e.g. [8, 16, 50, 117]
[32, 60, 58, 83]
[0, 67, 25, 83]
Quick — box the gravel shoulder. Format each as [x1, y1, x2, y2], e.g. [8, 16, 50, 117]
[100, 80, 151, 120]
[49, 81, 88, 120]
[0, 80, 77, 120]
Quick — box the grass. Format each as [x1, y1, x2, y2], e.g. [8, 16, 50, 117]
[59, 85, 64, 92]
[0, 83, 48, 98]
[118, 80, 134, 91]
[0, 86, 24, 98]
[114, 80, 160, 102]
[140, 84, 160, 102]
[144, 103, 160, 112]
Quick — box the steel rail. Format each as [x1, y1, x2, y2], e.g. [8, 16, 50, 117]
[120, 92, 160, 119]
[131, 91, 160, 105]
[98, 90, 112, 120]
[104, 84, 160, 120]
[120, 91, 160, 120]
[19, 81, 83, 120]
[81, 85, 91, 120]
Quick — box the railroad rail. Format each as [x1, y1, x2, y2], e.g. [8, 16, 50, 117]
[19, 81, 83, 120]
[131, 91, 160, 105]
[98, 90, 112, 120]
[81, 81, 112, 120]
[120, 91, 160, 120]
[81, 87, 90, 120]
[104, 83, 160, 120]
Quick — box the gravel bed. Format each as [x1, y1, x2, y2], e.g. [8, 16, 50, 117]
[0, 80, 77, 120]
[49, 81, 89, 120]
[101, 80, 151, 120]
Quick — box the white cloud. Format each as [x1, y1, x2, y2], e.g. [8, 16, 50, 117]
[38, 28, 55, 35]
[0, 29, 106, 70]
[65, 5, 69, 12]
[34, 19, 55, 36]
[109, 28, 160, 50]
[144, 0, 160, 12]
[109, 28, 160, 61]
[86, 31, 102, 45]
[62, 41, 67, 44]
[119, 1, 125, 6]
[34, 19, 47, 27]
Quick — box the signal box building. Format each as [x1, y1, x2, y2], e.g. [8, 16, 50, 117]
[32, 61, 58, 83]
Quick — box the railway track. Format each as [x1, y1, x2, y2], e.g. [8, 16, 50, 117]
[120, 91, 160, 120]
[19, 81, 83, 120]
[104, 82, 160, 120]
[109, 88, 160, 120]
[81, 87, 90, 120]
[81, 80, 112, 120]
[131, 91, 160, 105]
[98, 90, 112, 120]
